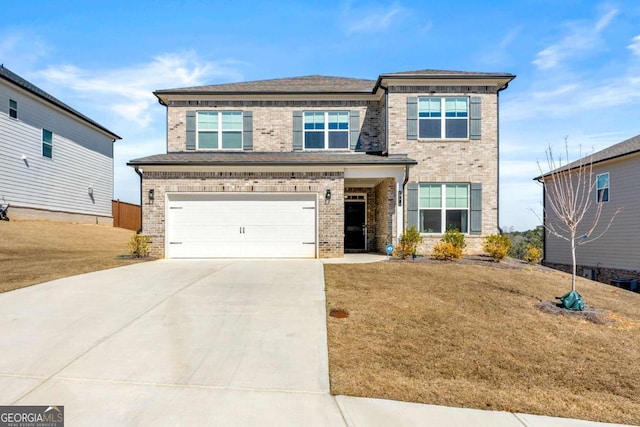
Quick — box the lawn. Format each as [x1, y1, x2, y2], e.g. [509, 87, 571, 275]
[324, 259, 640, 425]
[0, 220, 147, 293]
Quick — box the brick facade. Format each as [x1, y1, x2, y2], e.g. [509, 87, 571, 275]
[142, 170, 345, 258]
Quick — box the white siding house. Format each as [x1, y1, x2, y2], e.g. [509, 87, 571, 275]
[0, 65, 120, 223]
[538, 134, 640, 287]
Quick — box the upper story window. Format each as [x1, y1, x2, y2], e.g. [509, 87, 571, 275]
[197, 111, 243, 150]
[304, 111, 349, 149]
[42, 129, 53, 158]
[9, 99, 17, 119]
[596, 172, 609, 203]
[419, 183, 469, 233]
[418, 97, 468, 139]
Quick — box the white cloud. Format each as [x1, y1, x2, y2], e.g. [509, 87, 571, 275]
[343, 3, 405, 35]
[628, 35, 640, 56]
[532, 6, 617, 70]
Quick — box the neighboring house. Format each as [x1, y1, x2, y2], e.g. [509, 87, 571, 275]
[537, 134, 640, 285]
[128, 69, 514, 258]
[0, 65, 120, 224]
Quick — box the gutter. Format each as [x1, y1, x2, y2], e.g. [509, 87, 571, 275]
[134, 167, 143, 234]
[496, 81, 510, 234]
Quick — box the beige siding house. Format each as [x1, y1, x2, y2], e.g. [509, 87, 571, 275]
[0, 65, 121, 223]
[539, 134, 640, 286]
[128, 70, 514, 258]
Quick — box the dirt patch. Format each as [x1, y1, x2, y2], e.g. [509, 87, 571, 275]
[329, 308, 349, 319]
[536, 300, 612, 325]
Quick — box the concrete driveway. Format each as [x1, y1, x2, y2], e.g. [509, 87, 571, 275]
[0, 260, 343, 426]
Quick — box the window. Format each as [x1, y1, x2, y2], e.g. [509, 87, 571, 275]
[9, 99, 17, 119]
[42, 129, 53, 158]
[419, 183, 469, 233]
[304, 111, 349, 149]
[197, 111, 243, 149]
[418, 97, 468, 139]
[596, 172, 609, 203]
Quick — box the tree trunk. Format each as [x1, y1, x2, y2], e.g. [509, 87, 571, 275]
[571, 232, 577, 292]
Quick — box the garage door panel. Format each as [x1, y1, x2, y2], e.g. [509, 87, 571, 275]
[167, 194, 317, 258]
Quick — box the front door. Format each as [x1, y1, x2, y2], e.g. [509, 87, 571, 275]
[344, 201, 366, 251]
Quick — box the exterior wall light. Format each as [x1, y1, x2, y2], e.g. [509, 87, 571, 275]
[148, 189, 155, 201]
[88, 186, 93, 196]
[325, 189, 332, 203]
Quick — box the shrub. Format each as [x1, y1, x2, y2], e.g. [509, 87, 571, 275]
[396, 226, 423, 259]
[524, 244, 543, 264]
[442, 227, 466, 251]
[431, 241, 463, 261]
[483, 234, 511, 262]
[128, 233, 151, 258]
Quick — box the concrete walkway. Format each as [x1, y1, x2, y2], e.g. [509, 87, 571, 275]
[0, 259, 635, 426]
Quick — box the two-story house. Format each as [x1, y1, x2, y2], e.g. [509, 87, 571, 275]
[128, 70, 514, 258]
[0, 65, 121, 224]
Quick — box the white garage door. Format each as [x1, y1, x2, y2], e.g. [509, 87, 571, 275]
[166, 193, 317, 258]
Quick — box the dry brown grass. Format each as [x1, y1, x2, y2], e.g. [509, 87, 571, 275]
[0, 220, 148, 293]
[325, 260, 640, 425]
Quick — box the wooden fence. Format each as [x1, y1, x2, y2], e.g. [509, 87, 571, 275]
[112, 199, 141, 231]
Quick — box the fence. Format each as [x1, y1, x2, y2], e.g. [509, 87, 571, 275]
[112, 199, 141, 231]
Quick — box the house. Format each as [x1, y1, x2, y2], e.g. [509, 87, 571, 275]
[128, 69, 515, 258]
[537, 134, 640, 285]
[0, 65, 120, 224]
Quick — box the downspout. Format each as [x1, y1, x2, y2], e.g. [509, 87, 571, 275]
[402, 164, 410, 234]
[134, 167, 143, 234]
[496, 82, 510, 234]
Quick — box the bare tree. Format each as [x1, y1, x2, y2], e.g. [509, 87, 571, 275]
[536, 139, 621, 293]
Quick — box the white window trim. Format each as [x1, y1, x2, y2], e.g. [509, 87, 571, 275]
[303, 111, 350, 150]
[196, 111, 243, 151]
[596, 172, 610, 203]
[419, 183, 470, 234]
[417, 97, 469, 140]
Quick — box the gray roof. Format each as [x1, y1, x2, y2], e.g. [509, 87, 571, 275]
[128, 151, 417, 167]
[154, 69, 515, 97]
[155, 75, 377, 95]
[0, 65, 121, 140]
[536, 134, 640, 179]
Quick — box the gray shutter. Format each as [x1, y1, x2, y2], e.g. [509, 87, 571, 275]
[407, 182, 419, 229]
[349, 110, 360, 150]
[186, 111, 196, 150]
[243, 111, 253, 151]
[469, 97, 481, 140]
[407, 97, 418, 140]
[293, 111, 303, 151]
[470, 183, 482, 234]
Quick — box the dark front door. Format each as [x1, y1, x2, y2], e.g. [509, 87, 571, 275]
[345, 201, 366, 251]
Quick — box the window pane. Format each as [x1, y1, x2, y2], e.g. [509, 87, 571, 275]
[328, 112, 348, 130]
[419, 119, 441, 139]
[42, 129, 53, 143]
[304, 131, 324, 149]
[198, 131, 218, 149]
[446, 184, 468, 208]
[328, 131, 348, 149]
[445, 98, 468, 117]
[418, 98, 441, 117]
[445, 210, 468, 233]
[304, 112, 324, 130]
[420, 210, 441, 233]
[9, 99, 17, 109]
[42, 143, 52, 158]
[221, 112, 242, 130]
[596, 173, 609, 189]
[221, 131, 242, 149]
[597, 188, 609, 202]
[445, 118, 468, 138]
[419, 184, 441, 208]
[198, 112, 218, 130]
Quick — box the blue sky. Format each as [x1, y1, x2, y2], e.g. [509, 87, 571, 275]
[2, 0, 639, 231]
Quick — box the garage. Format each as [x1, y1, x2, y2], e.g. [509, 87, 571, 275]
[166, 193, 317, 258]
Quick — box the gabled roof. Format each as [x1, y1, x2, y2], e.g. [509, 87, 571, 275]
[535, 134, 640, 180]
[0, 65, 121, 140]
[128, 151, 417, 167]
